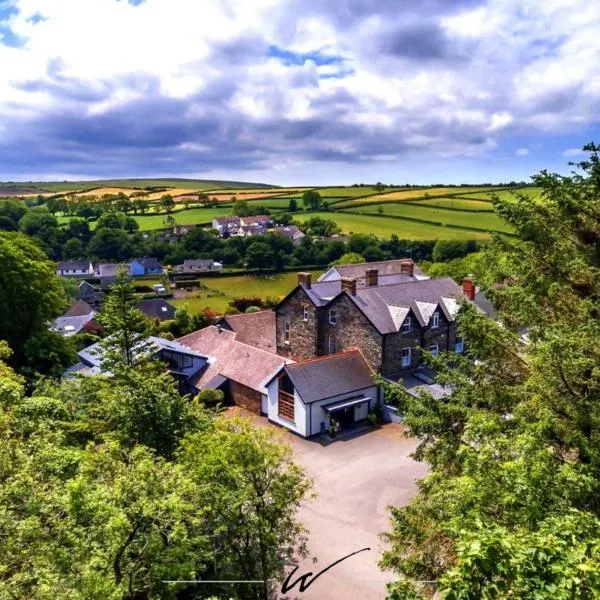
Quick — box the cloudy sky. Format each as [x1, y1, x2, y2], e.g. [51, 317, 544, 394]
[0, 0, 598, 185]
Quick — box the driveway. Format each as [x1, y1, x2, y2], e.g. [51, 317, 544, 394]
[278, 424, 428, 600]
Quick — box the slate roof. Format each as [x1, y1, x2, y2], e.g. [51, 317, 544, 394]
[54, 313, 95, 337]
[319, 259, 428, 284]
[217, 310, 276, 353]
[63, 300, 95, 317]
[177, 326, 288, 393]
[213, 216, 240, 225]
[296, 276, 466, 334]
[138, 298, 176, 320]
[57, 260, 91, 271]
[141, 257, 162, 270]
[183, 259, 215, 271]
[284, 349, 375, 404]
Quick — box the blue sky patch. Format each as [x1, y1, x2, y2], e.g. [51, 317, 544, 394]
[267, 44, 345, 67]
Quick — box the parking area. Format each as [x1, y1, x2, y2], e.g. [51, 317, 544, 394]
[279, 423, 428, 600]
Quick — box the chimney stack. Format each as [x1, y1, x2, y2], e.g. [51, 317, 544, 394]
[462, 277, 475, 301]
[297, 272, 312, 289]
[366, 268, 379, 287]
[400, 259, 414, 277]
[341, 277, 357, 296]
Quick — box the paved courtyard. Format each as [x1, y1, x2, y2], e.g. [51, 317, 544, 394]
[278, 423, 429, 600]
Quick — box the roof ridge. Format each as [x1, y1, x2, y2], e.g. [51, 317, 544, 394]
[287, 348, 360, 368]
[225, 309, 273, 319]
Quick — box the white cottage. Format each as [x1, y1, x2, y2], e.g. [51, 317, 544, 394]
[265, 349, 379, 438]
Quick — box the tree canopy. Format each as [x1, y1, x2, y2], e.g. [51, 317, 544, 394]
[381, 145, 600, 598]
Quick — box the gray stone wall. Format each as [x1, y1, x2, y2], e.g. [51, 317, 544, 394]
[275, 287, 318, 360]
[318, 293, 383, 371]
[382, 315, 422, 374]
[422, 309, 452, 354]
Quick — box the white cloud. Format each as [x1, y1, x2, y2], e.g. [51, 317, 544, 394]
[0, 0, 599, 180]
[563, 148, 586, 157]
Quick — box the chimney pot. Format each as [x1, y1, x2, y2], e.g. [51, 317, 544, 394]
[366, 268, 379, 287]
[341, 277, 357, 296]
[463, 277, 475, 301]
[297, 272, 312, 289]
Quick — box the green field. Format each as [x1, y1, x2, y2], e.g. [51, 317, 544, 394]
[293, 211, 492, 240]
[134, 207, 234, 231]
[351, 203, 512, 233]
[414, 197, 495, 210]
[171, 270, 321, 314]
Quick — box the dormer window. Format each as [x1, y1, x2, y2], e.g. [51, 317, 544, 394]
[402, 316, 411, 333]
[432, 312, 439, 328]
[329, 309, 337, 325]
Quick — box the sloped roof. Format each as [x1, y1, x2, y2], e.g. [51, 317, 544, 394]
[284, 349, 375, 404]
[177, 326, 288, 393]
[319, 259, 428, 283]
[57, 260, 91, 270]
[63, 300, 95, 317]
[138, 298, 176, 320]
[141, 257, 162, 269]
[218, 310, 276, 353]
[293, 276, 466, 334]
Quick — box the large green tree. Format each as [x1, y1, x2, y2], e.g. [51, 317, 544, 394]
[97, 269, 151, 370]
[381, 145, 600, 598]
[179, 418, 312, 600]
[0, 231, 72, 373]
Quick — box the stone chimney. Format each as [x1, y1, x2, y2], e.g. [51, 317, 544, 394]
[463, 277, 475, 301]
[400, 259, 414, 276]
[341, 277, 357, 296]
[366, 268, 379, 287]
[297, 272, 312, 289]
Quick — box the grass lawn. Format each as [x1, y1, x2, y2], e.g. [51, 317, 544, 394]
[171, 269, 322, 315]
[353, 203, 512, 233]
[134, 207, 233, 231]
[293, 211, 492, 240]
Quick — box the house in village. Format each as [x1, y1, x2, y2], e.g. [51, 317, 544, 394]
[273, 224, 305, 245]
[175, 258, 223, 273]
[274, 267, 471, 376]
[318, 258, 429, 287]
[177, 325, 289, 414]
[129, 257, 163, 276]
[212, 216, 241, 236]
[137, 298, 176, 321]
[216, 310, 277, 353]
[77, 281, 104, 309]
[67, 336, 208, 394]
[56, 260, 94, 277]
[265, 349, 378, 437]
[53, 300, 97, 337]
[176, 326, 378, 437]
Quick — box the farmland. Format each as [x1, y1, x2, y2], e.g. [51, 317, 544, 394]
[171, 270, 322, 314]
[351, 203, 513, 233]
[293, 211, 492, 240]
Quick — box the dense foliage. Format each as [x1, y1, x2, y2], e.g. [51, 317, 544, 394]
[381, 145, 600, 598]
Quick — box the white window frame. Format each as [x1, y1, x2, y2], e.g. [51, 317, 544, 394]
[432, 312, 439, 328]
[284, 321, 290, 344]
[302, 306, 308, 322]
[455, 337, 464, 353]
[402, 316, 411, 334]
[328, 335, 336, 355]
[401, 347, 411, 367]
[329, 309, 337, 325]
[429, 343, 439, 356]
